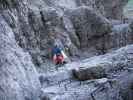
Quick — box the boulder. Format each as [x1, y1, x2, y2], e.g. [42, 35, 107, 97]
[73, 65, 107, 81]
[73, 45, 133, 80]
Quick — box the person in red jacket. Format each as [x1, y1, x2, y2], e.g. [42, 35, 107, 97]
[49, 45, 65, 65]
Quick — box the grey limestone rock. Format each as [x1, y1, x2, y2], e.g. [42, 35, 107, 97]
[67, 6, 112, 48]
[73, 45, 133, 80]
[0, 0, 132, 100]
[0, 15, 41, 100]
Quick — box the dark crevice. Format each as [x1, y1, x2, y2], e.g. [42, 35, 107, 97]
[75, 32, 81, 48]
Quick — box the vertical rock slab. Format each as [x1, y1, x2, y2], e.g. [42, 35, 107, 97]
[0, 15, 41, 100]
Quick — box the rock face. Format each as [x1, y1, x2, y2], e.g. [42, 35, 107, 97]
[77, 0, 128, 19]
[99, 0, 128, 19]
[0, 14, 41, 100]
[0, 0, 130, 66]
[67, 6, 112, 48]
[0, 0, 132, 100]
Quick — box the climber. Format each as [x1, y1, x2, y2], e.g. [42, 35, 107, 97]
[49, 45, 66, 65]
